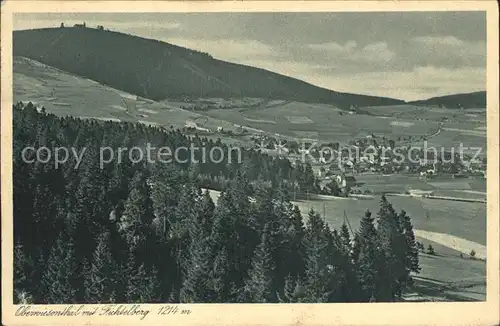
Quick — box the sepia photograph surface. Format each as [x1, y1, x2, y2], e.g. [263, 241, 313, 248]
[1, 1, 499, 325]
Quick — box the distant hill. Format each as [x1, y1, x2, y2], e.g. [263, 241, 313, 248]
[13, 27, 404, 108]
[409, 91, 486, 109]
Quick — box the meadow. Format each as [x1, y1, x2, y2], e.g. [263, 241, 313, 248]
[204, 101, 439, 143]
[363, 104, 486, 151]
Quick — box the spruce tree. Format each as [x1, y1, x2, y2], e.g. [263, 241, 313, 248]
[242, 225, 275, 303]
[84, 230, 117, 303]
[340, 223, 352, 255]
[356, 210, 378, 301]
[199, 189, 215, 235]
[400, 210, 420, 274]
[14, 240, 31, 303]
[119, 171, 155, 262]
[302, 210, 330, 302]
[210, 247, 230, 302]
[283, 274, 295, 303]
[288, 205, 306, 278]
[40, 234, 78, 303]
[375, 196, 406, 301]
[180, 214, 213, 303]
[127, 263, 161, 303]
[336, 222, 361, 302]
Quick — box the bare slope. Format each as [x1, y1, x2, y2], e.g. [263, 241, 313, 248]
[13, 27, 404, 107]
[13, 56, 236, 132]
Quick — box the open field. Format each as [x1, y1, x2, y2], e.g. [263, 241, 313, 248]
[362, 104, 486, 150]
[362, 104, 486, 122]
[205, 188, 486, 301]
[408, 251, 486, 301]
[412, 131, 486, 154]
[351, 173, 486, 195]
[203, 101, 439, 143]
[404, 235, 486, 301]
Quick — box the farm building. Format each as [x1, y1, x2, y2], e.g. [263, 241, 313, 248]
[185, 120, 199, 129]
[185, 119, 210, 132]
[335, 173, 358, 189]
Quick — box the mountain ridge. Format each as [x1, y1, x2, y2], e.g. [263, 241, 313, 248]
[408, 91, 486, 109]
[13, 27, 404, 108]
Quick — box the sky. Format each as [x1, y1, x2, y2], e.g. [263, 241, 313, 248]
[14, 12, 486, 101]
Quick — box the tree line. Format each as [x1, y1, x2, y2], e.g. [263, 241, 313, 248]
[13, 102, 420, 303]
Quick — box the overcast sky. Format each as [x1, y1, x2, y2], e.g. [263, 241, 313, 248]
[14, 12, 486, 101]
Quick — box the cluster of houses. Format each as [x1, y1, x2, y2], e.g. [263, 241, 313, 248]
[305, 133, 486, 183]
[183, 120, 232, 135]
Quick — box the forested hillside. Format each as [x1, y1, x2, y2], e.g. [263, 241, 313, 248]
[13, 27, 404, 108]
[409, 91, 486, 109]
[13, 102, 420, 303]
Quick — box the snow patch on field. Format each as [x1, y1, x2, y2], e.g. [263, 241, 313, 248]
[244, 118, 277, 124]
[390, 121, 414, 127]
[286, 116, 314, 124]
[116, 91, 137, 100]
[138, 108, 158, 114]
[81, 117, 121, 122]
[109, 104, 128, 111]
[414, 230, 486, 260]
[138, 120, 160, 126]
[442, 127, 486, 137]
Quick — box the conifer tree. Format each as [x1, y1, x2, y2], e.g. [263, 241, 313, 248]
[291, 276, 307, 303]
[199, 189, 215, 235]
[119, 171, 155, 261]
[84, 230, 117, 303]
[288, 205, 306, 278]
[210, 247, 230, 302]
[302, 210, 330, 302]
[283, 274, 295, 303]
[340, 223, 352, 255]
[335, 222, 361, 302]
[127, 263, 161, 303]
[40, 234, 78, 303]
[400, 210, 420, 274]
[14, 240, 31, 302]
[375, 196, 406, 301]
[356, 210, 378, 301]
[180, 211, 213, 303]
[210, 181, 252, 293]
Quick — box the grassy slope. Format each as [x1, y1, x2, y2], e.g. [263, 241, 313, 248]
[13, 27, 404, 108]
[13, 56, 239, 133]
